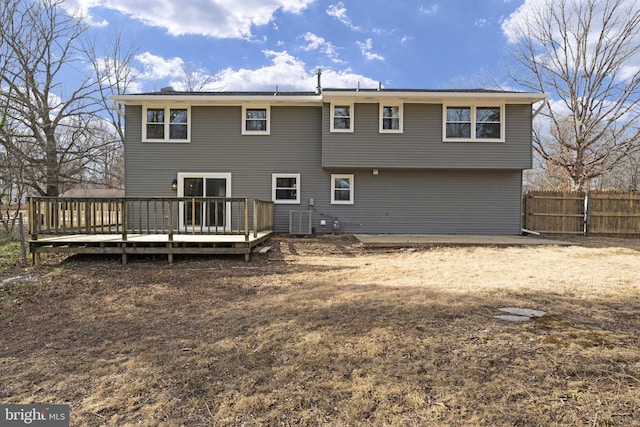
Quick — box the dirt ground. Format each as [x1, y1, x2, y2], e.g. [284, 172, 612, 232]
[1, 234, 639, 426]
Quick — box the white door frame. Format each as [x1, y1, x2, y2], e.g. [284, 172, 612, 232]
[177, 172, 232, 231]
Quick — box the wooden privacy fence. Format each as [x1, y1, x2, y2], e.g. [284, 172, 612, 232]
[522, 191, 640, 236]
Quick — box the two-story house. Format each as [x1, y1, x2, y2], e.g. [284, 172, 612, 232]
[112, 85, 547, 236]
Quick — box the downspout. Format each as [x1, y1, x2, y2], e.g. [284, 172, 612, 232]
[532, 98, 548, 120]
[522, 97, 548, 236]
[111, 98, 125, 119]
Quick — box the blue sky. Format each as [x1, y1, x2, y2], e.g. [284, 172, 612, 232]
[65, 0, 535, 92]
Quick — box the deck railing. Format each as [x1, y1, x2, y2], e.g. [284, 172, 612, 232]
[29, 197, 274, 241]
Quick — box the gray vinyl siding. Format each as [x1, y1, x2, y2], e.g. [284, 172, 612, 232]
[322, 103, 533, 169]
[124, 104, 527, 235]
[125, 105, 323, 200]
[315, 169, 523, 235]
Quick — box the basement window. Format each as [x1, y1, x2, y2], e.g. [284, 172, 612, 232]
[272, 174, 300, 204]
[331, 174, 354, 204]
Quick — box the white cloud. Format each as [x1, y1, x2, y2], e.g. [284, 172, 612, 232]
[91, 19, 109, 27]
[474, 18, 489, 28]
[61, 0, 314, 39]
[320, 68, 380, 90]
[300, 32, 344, 63]
[620, 65, 640, 81]
[356, 39, 384, 61]
[135, 52, 185, 81]
[326, 2, 360, 30]
[419, 4, 439, 16]
[162, 50, 377, 92]
[301, 32, 326, 51]
[59, 0, 109, 26]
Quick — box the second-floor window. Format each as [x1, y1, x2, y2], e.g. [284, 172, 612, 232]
[330, 103, 354, 132]
[143, 106, 190, 142]
[243, 106, 270, 135]
[379, 104, 403, 133]
[444, 105, 504, 142]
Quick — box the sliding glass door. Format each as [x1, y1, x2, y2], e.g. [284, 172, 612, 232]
[178, 173, 231, 230]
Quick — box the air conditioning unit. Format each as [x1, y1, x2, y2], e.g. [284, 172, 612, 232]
[289, 210, 312, 236]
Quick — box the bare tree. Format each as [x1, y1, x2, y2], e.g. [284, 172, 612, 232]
[0, 0, 105, 196]
[505, 0, 640, 190]
[177, 63, 225, 92]
[599, 150, 640, 190]
[85, 23, 141, 189]
[0, 146, 29, 234]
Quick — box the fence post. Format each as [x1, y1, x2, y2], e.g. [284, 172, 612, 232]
[583, 193, 590, 236]
[18, 213, 27, 267]
[523, 192, 529, 231]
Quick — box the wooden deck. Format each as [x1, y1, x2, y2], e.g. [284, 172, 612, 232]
[29, 197, 274, 264]
[30, 231, 272, 264]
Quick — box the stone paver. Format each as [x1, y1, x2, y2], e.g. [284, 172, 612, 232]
[494, 307, 547, 322]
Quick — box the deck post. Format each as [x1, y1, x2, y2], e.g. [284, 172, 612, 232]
[122, 199, 128, 241]
[168, 199, 174, 264]
[122, 199, 128, 265]
[244, 198, 250, 242]
[253, 200, 258, 239]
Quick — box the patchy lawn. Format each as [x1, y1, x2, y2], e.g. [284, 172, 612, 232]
[1, 235, 639, 426]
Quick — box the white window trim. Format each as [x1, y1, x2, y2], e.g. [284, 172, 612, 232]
[442, 103, 505, 142]
[242, 105, 270, 135]
[331, 174, 354, 205]
[272, 173, 301, 204]
[177, 172, 232, 231]
[142, 105, 191, 143]
[330, 102, 354, 133]
[379, 103, 403, 133]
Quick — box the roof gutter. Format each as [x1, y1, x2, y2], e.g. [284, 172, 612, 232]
[110, 94, 323, 105]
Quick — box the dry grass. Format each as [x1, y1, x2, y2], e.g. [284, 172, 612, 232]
[1, 235, 639, 426]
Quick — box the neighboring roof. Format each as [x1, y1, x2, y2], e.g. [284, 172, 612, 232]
[111, 87, 548, 106]
[60, 189, 124, 198]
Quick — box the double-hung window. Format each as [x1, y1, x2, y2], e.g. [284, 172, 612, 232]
[143, 106, 190, 142]
[331, 174, 354, 204]
[272, 174, 300, 204]
[242, 106, 270, 135]
[379, 104, 403, 133]
[330, 103, 354, 132]
[444, 105, 503, 142]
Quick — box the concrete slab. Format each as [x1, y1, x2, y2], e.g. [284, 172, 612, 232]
[354, 234, 573, 248]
